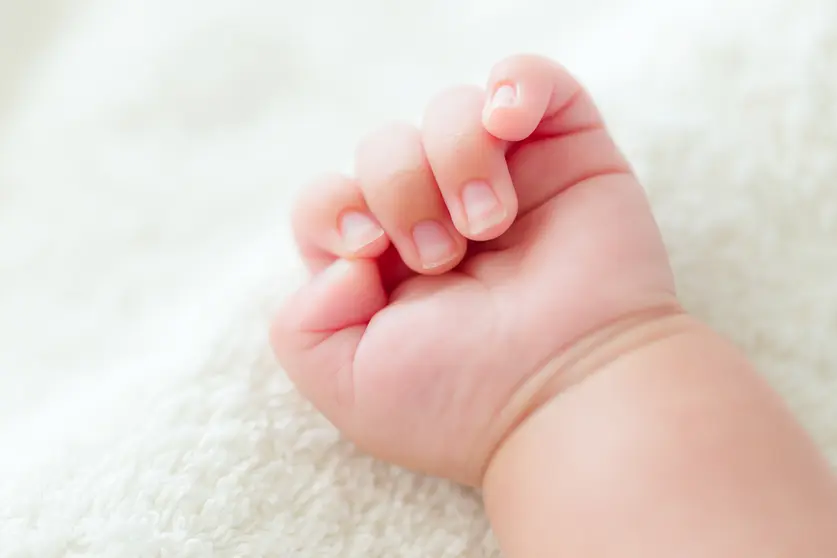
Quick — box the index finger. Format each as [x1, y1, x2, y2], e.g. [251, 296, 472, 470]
[480, 54, 633, 216]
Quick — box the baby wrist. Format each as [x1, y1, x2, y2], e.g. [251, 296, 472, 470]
[479, 303, 695, 485]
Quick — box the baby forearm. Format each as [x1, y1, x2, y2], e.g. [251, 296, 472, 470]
[483, 316, 837, 557]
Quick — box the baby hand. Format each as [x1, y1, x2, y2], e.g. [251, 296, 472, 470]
[271, 54, 679, 486]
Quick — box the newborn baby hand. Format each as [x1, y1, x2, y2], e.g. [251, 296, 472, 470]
[271, 54, 679, 486]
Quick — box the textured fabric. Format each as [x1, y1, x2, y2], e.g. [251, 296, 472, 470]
[2, 0, 836, 555]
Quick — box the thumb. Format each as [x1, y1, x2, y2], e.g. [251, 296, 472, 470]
[270, 258, 387, 425]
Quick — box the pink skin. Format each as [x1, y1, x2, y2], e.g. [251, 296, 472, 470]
[271, 54, 677, 485]
[272, 54, 837, 557]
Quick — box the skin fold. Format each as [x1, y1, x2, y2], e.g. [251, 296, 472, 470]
[272, 53, 837, 556]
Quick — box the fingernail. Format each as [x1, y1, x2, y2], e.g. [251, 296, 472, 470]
[485, 83, 518, 117]
[461, 181, 506, 235]
[339, 211, 384, 252]
[412, 221, 456, 269]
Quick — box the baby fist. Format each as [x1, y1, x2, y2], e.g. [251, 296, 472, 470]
[271, 55, 679, 486]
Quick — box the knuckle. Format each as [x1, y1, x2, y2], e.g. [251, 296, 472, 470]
[291, 172, 356, 233]
[293, 173, 344, 213]
[355, 121, 426, 186]
[493, 52, 554, 74]
[364, 163, 432, 220]
[356, 121, 420, 162]
[423, 84, 483, 129]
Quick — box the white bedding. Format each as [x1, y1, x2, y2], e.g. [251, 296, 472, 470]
[2, 0, 836, 555]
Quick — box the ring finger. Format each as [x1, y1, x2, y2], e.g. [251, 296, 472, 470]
[354, 122, 467, 274]
[422, 85, 519, 241]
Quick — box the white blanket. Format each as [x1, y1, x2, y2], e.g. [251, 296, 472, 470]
[2, 0, 836, 555]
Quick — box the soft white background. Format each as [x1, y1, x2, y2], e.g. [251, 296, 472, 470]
[1, 0, 836, 555]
